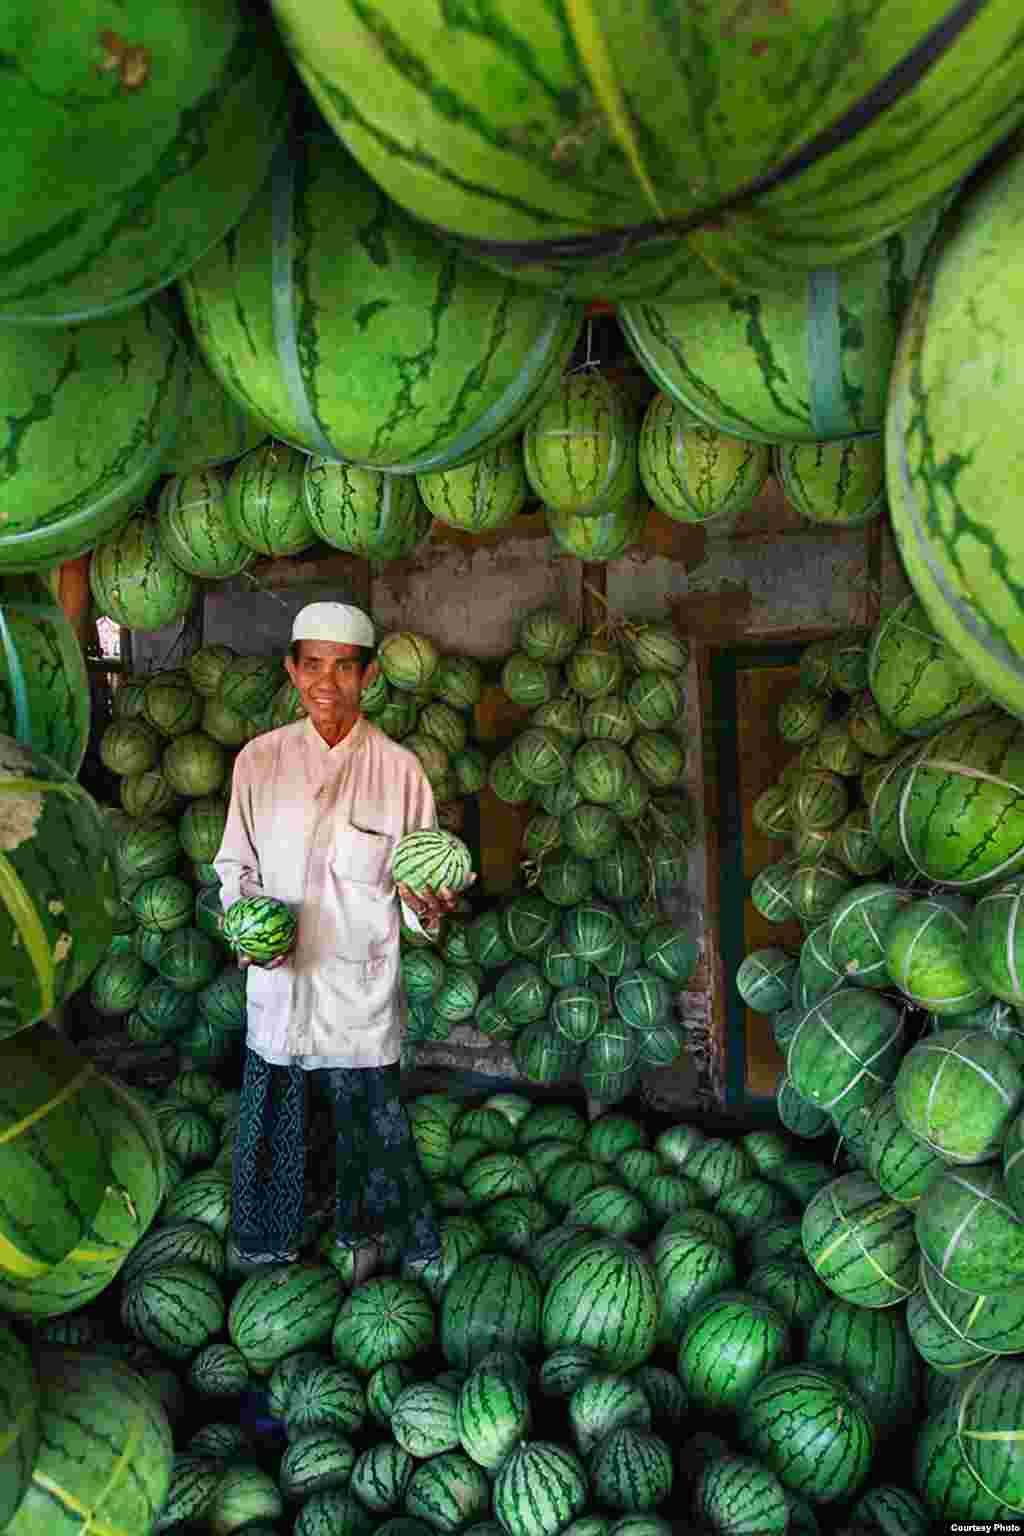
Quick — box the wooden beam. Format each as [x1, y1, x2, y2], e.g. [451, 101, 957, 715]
[581, 563, 608, 634]
[669, 588, 753, 643]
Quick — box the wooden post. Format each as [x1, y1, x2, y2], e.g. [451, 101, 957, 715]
[581, 562, 608, 635]
[56, 555, 94, 654]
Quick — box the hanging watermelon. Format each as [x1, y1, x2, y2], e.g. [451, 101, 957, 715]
[226, 443, 316, 558]
[90, 515, 196, 631]
[639, 393, 770, 525]
[0, 736, 118, 1035]
[618, 203, 945, 443]
[0, 0, 289, 324]
[0, 575, 90, 775]
[0, 305, 187, 570]
[181, 135, 582, 473]
[777, 437, 886, 527]
[418, 440, 529, 534]
[267, 0, 1024, 301]
[524, 373, 640, 516]
[157, 470, 256, 579]
[887, 148, 1024, 723]
[305, 460, 430, 560]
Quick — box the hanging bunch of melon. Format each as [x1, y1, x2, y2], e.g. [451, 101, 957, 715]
[397, 603, 699, 1105]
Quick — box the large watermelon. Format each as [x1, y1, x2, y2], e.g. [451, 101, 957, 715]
[156, 469, 256, 578]
[867, 595, 991, 737]
[4, 1350, 172, 1536]
[523, 372, 639, 516]
[417, 440, 529, 533]
[162, 328, 266, 476]
[225, 443, 316, 557]
[305, 460, 428, 560]
[890, 710, 1024, 888]
[0, 1, 288, 322]
[887, 148, 1024, 723]
[639, 392, 770, 524]
[182, 135, 582, 472]
[618, 204, 946, 442]
[90, 514, 197, 631]
[0, 304, 187, 570]
[267, 0, 1023, 301]
[0, 736, 118, 1034]
[777, 437, 885, 527]
[0, 575, 90, 776]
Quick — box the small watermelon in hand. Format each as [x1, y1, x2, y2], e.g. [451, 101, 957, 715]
[391, 829, 474, 896]
[222, 896, 297, 963]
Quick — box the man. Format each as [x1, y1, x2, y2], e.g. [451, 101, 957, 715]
[215, 601, 463, 1283]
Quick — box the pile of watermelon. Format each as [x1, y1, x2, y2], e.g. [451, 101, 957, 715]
[390, 604, 700, 1105]
[3, 1073, 1006, 1535]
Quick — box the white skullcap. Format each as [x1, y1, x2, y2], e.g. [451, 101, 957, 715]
[291, 602, 375, 648]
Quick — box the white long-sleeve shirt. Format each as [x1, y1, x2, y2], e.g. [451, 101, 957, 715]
[214, 715, 436, 1069]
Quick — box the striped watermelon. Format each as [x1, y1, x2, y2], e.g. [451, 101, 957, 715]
[677, 1290, 791, 1415]
[544, 1237, 658, 1370]
[0, 1323, 38, 1527]
[776, 1076, 831, 1140]
[588, 1426, 673, 1512]
[737, 949, 798, 1014]
[183, 134, 581, 471]
[952, 1358, 1024, 1513]
[123, 1222, 225, 1286]
[619, 200, 948, 438]
[405, 1451, 491, 1531]
[144, 673, 203, 738]
[4, 1350, 172, 1536]
[101, 719, 163, 777]
[827, 883, 913, 989]
[121, 1261, 225, 1361]
[218, 655, 286, 721]
[189, 1341, 249, 1398]
[493, 1442, 587, 1536]
[291, 1485, 373, 1535]
[121, 770, 179, 819]
[441, 1252, 541, 1371]
[131, 874, 193, 934]
[813, 720, 865, 778]
[913, 1394, 1016, 1523]
[639, 391, 770, 525]
[206, 1463, 284, 1533]
[0, 306, 188, 571]
[0, 576, 90, 775]
[269, 0, 1023, 298]
[524, 372, 639, 515]
[229, 1263, 342, 1374]
[652, 1230, 738, 1346]
[863, 1089, 946, 1205]
[223, 895, 297, 962]
[284, 1360, 365, 1437]
[305, 458, 428, 559]
[778, 437, 885, 527]
[157, 469, 255, 578]
[696, 1454, 788, 1536]
[162, 732, 227, 797]
[417, 439, 529, 533]
[392, 1380, 459, 1457]
[739, 1364, 874, 1503]
[790, 768, 849, 831]
[921, 1252, 1024, 1360]
[178, 797, 228, 864]
[885, 893, 988, 1014]
[546, 495, 647, 563]
[157, 926, 220, 991]
[967, 880, 1024, 1006]
[280, 1430, 358, 1501]
[868, 596, 991, 738]
[806, 1297, 919, 1432]
[350, 1442, 414, 1512]
[915, 1165, 1024, 1295]
[2, 2, 287, 322]
[457, 1358, 531, 1471]
[225, 442, 316, 556]
[162, 1169, 231, 1234]
[745, 1260, 828, 1337]
[164, 329, 266, 479]
[91, 513, 197, 631]
[788, 988, 905, 1115]
[887, 149, 1024, 724]
[894, 1027, 1023, 1165]
[0, 1027, 110, 1281]
[804, 1173, 914, 1308]
[850, 1485, 931, 1536]
[332, 1275, 435, 1375]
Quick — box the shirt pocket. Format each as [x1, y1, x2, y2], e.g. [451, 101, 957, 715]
[328, 825, 397, 962]
[332, 826, 392, 887]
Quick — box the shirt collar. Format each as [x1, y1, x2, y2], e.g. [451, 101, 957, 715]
[303, 715, 367, 756]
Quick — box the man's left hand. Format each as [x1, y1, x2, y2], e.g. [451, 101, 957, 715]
[398, 877, 475, 933]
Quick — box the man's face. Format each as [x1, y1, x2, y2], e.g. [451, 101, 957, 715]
[285, 640, 378, 732]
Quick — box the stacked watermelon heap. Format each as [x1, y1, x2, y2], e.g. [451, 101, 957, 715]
[4, 1084, 970, 1535]
[393, 604, 700, 1107]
